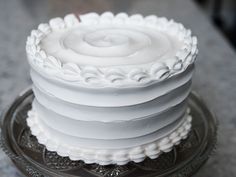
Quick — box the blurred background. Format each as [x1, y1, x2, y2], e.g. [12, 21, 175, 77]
[195, 0, 236, 48]
[0, 0, 236, 177]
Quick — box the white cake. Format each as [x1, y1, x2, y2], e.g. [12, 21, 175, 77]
[26, 12, 198, 165]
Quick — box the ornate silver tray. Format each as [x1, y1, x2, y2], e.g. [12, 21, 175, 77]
[0, 88, 217, 177]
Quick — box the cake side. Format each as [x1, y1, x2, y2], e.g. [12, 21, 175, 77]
[27, 110, 192, 165]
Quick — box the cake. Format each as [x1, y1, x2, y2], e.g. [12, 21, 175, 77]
[26, 12, 198, 165]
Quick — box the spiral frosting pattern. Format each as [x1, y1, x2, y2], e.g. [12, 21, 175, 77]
[55, 26, 175, 65]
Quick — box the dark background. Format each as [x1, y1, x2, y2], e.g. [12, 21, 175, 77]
[195, 0, 236, 48]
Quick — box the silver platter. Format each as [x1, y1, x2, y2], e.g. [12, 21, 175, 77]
[0, 88, 217, 177]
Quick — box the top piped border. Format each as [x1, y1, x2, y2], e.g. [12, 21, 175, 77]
[26, 12, 198, 87]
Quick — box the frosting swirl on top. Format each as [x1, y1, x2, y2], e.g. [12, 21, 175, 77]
[26, 12, 198, 87]
[41, 23, 182, 66]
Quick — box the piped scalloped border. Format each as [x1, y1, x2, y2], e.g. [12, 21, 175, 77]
[26, 109, 192, 165]
[26, 12, 198, 87]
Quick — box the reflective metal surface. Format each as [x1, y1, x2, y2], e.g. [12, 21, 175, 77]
[0, 88, 217, 177]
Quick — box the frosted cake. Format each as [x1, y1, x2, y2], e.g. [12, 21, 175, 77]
[26, 12, 198, 165]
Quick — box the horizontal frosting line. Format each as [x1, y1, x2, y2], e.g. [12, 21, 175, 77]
[33, 82, 190, 122]
[27, 111, 192, 165]
[27, 109, 189, 149]
[33, 99, 186, 139]
[30, 65, 193, 107]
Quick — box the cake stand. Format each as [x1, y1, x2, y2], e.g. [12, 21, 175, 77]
[0, 88, 217, 177]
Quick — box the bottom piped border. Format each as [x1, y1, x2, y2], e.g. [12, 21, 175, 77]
[26, 109, 192, 165]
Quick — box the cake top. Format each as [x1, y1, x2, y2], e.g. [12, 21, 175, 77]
[26, 12, 198, 88]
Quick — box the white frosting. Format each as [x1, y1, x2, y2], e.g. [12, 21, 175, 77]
[26, 12, 198, 87]
[32, 81, 190, 122]
[41, 23, 182, 66]
[27, 110, 192, 165]
[33, 100, 186, 139]
[26, 12, 198, 165]
[30, 64, 193, 107]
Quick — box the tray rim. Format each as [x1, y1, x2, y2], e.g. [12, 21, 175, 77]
[0, 87, 218, 177]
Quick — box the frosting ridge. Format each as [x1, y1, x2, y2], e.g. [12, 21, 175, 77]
[27, 109, 192, 165]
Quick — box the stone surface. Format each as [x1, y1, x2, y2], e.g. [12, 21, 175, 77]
[0, 0, 236, 176]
